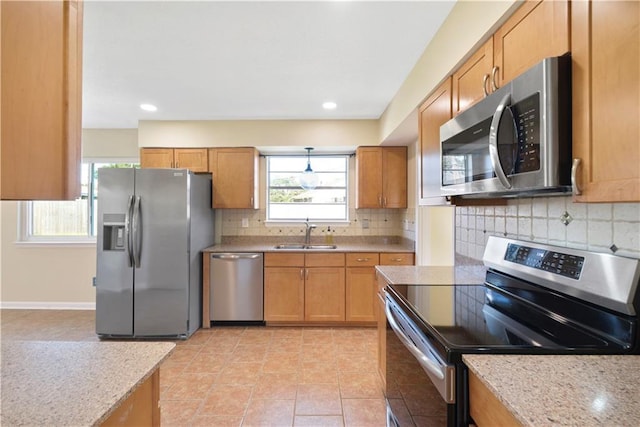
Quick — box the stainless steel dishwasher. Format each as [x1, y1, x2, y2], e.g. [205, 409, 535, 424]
[209, 253, 264, 323]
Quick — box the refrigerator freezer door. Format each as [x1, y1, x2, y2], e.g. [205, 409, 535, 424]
[96, 168, 135, 336]
[133, 169, 190, 336]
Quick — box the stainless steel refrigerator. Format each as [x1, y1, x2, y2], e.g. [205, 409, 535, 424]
[95, 168, 215, 339]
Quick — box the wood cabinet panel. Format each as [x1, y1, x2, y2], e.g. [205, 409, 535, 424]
[379, 253, 414, 266]
[419, 77, 452, 204]
[305, 253, 345, 267]
[355, 147, 407, 209]
[101, 369, 160, 427]
[1, 0, 83, 200]
[376, 273, 388, 386]
[305, 267, 345, 322]
[346, 266, 376, 322]
[469, 370, 522, 426]
[140, 148, 174, 169]
[572, 0, 640, 202]
[209, 147, 259, 209]
[346, 253, 379, 267]
[452, 38, 494, 115]
[264, 252, 305, 267]
[174, 148, 208, 172]
[493, 0, 569, 88]
[264, 267, 305, 322]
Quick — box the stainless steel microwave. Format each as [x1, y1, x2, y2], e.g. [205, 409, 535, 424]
[440, 56, 572, 198]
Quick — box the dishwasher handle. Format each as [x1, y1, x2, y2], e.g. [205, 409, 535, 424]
[211, 253, 262, 260]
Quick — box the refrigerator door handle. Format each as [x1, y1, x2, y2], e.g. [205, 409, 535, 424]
[125, 195, 135, 267]
[132, 196, 142, 268]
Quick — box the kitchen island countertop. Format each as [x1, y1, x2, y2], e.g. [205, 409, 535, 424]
[1, 340, 175, 426]
[375, 260, 487, 286]
[463, 354, 640, 426]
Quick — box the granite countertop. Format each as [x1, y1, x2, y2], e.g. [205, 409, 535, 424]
[463, 354, 640, 426]
[203, 236, 415, 253]
[375, 259, 487, 286]
[1, 340, 175, 426]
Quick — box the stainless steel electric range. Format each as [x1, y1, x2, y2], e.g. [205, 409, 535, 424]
[383, 236, 640, 427]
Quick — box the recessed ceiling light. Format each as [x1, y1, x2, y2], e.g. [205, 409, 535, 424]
[140, 103, 157, 112]
[322, 101, 337, 110]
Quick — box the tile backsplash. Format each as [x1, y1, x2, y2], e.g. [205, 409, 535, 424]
[219, 208, 416, 242]
[455, 196, 640, 260]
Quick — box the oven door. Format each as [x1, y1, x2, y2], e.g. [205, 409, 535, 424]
[384, 296, 455, 426]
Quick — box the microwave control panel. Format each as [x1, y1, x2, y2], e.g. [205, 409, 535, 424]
[512, 93, 541, 173]
[504, 243, 584, 280]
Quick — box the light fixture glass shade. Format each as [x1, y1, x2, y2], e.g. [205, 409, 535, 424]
[299, 147, 318, 190]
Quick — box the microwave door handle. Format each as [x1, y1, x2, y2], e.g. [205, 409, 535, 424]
[489, 93, 513, 189]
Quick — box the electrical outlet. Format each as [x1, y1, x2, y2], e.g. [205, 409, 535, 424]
[241, 218, 249, 228]
[362, 219, 369, 229]
[92, 277, 97, 287]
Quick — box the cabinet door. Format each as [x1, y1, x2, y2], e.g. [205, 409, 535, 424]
[493, 0, 569, 88]
[346, 267, 377, 322]
[572, 0, 639, 202]
[140, 148, 174, 169]
[174, 149, 208, 172]
[209, 147, 259, 209]
[305, 267, 345, 322]
[1, 0, 82, 200]
[382, 147, 407, 208]
[419, 78, 452, 204]
[264, 267, 304, 322]
[379, 253, 414, 266]
[355, 147, 383, 208]
[452, 38, 494, 115]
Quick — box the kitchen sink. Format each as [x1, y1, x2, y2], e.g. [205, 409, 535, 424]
[274, 244, 337, 250]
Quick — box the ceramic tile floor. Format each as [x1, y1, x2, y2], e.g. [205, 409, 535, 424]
[1, 310, 386, 426]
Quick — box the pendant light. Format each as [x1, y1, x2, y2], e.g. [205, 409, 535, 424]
[299, 147, 319, 190]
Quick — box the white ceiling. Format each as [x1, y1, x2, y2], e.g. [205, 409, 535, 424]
[82, 0, 456, 129]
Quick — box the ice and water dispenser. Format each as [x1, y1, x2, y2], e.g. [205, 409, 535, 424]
[102, 213, 126, 251]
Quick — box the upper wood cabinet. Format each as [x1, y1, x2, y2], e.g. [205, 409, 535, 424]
[208, 147, 259, 209]
[571, 0, 639, 202]
[452, 0, 569, 116]
[355, 146, 407, 209]
[140, 148, 208, 172]
[493, 0, 569, 89]
[1, 0, 83, 200]
[452, 38, 494, 115]
[419, 78, 452, 205]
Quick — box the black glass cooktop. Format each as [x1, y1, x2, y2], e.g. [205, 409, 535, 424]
[386, 270, 636, 355]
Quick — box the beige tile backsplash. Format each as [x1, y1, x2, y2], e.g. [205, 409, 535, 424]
[219, 208, 416, 242]
[456, 196, 640, 260]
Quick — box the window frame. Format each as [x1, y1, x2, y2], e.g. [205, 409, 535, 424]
[17, 158, 138, 246]
[265, 153, 350, 224]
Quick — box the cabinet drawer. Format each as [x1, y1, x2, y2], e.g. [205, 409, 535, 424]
[305, 253, 345, 267]
[380, 253, 414, 265]
[346, 253, 379, 267]
[264, 252, 304, 267]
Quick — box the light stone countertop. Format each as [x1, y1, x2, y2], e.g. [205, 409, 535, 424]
[1, 340, 175, 426]
[375, 263, 487, 285]
[203, 236, 415, 254]
[463, 354, 640, 426]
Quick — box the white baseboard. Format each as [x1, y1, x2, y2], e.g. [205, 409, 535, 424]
[0, 301, 96, 310]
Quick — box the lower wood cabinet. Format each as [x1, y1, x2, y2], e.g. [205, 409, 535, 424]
[346, 253, 379, 322]
[469, 369, 522, 426]
[263, 251, 413, 324]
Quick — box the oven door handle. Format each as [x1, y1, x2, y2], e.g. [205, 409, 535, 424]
[385, 302, 456, 403]
[489, 92, 514, 189]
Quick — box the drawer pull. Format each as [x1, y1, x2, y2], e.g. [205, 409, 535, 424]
[391, 258, 403, 262]
[356, 258, 370, 262]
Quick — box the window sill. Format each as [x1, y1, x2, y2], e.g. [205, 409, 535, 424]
[264, 220, 351, 227]
[15, 239, 97, 248]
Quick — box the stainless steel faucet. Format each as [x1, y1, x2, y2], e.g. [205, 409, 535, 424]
[304, 221, 317, 245]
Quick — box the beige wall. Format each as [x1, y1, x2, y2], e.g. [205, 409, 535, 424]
[138, 119, 379, 150]
[0, 201, 97, 307]
[0, 129, 140, 307]
[380, 0, 518, 143]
